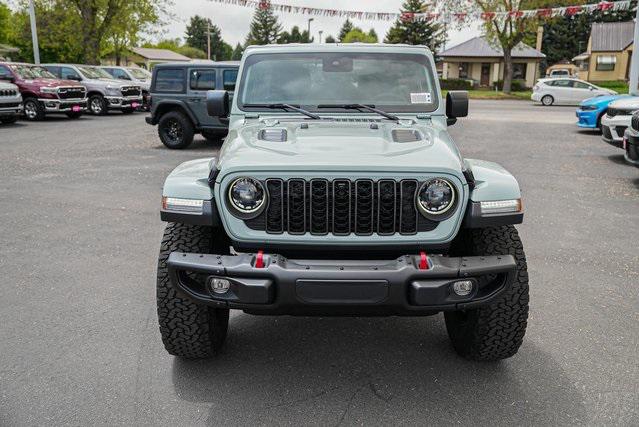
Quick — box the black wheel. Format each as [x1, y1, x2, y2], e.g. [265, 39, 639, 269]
[23, 98, 45, 121]
[158, 111, 195, 149]
[1, 115, 18, 124]
[121, 108, 135, 115]
[65, 112, 83, 119]
[202, 130, 226, 143]
[445, 226, 529, 361]
[88, 94, 107, 116]
[541, 95, 554, 106]
[157, 223, 231, 359]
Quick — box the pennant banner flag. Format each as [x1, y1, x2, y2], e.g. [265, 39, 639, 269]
[206, 0, 633, 24]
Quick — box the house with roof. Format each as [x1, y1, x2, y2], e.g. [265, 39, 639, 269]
[572, 21, 634, 82]
[0, 43, 19, 61]
[439, 36, 545, 88]
[101, 47, 191, 69]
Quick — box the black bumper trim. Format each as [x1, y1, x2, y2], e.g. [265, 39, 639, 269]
[167, 252, 517, 315]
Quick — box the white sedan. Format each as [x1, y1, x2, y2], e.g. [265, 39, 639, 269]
[531, 78, 616, 106]
[601, 97, 639, 147]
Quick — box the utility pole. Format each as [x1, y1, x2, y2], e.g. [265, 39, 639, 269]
[28, 0, 40, 64]
[207, 22, 211, 61]
[629, 7, 639, 96]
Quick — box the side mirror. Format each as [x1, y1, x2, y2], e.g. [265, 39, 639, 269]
[207, 90, 230, 117]
[446, 91, 468, 126]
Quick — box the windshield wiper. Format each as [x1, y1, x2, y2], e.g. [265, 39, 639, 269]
[243, 103, 321, 120]
[317, 104, 400, 122]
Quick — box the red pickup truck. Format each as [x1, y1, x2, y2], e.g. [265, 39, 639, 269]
[0, 62, 88, 121]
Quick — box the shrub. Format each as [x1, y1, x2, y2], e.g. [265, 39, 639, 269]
[495, 79, 528, 91]
[440, 79, 473, 90]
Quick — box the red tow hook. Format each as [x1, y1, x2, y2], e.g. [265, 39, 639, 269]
[255, 250, 265, 269]
[419, 251, 430, 270]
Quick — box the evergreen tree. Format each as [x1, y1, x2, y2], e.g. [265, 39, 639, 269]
[338, 19, 354, 42]
[384, 0, 446, 52]
[324, 35, 336, 44]
[231, 43, 244, 60]
[368, 29, 378, 42]
[185, 15, 230, 61]
[342, 28, 378, 44]
[278, 25, 313, 44]
[246, 2, 282, 45]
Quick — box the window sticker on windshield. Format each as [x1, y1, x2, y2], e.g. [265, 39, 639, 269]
[410, 93, 432, 104]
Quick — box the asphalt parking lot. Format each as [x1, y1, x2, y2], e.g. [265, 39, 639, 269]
[1, 101, 637, 426]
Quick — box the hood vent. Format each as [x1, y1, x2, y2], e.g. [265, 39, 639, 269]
[259, 128, 288, 142]
[392, 129, 422, 143]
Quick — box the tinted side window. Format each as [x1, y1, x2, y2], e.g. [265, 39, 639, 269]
[573, 81, 590, 89]
[155, 68, 185, 92]
[61, 66, 81, 80]
[0, 65, 12, 79]
[190, 69, 216, 90]
[113, 68, 131, 80]
[553, 80, 573, 88]
[44, 66, 61, 78]
[223, 69, 238, 91]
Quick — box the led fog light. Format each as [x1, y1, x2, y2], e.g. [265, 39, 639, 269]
[208, 277, 231, 295]
[452, 280, 474, 297]
[161, 197, 204, 215]
[480, 199, 522, 215]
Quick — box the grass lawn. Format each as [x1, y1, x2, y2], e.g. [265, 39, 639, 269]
[441, 89, 532, 101]
[596, 80, 629, 93]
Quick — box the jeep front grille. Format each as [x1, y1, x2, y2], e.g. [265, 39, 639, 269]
[245, 178, 439, 236]
[57, 87, 86, 99]
[0, 89, 18, 97]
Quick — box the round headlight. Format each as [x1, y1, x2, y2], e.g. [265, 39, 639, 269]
[228, 177, 266, 215]
[417, 178, 456, 217]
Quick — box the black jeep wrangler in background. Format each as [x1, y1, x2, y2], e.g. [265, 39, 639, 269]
[145, 61, 239, 149]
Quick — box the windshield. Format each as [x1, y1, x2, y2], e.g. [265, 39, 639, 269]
[10, 65, 57, 79]
[238, 52, 438, 113]
[127, 68, 150, 80]
[77, 66, 113, 80]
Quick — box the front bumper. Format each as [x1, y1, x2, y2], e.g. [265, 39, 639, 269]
[624, 133, 639, 167]
[531, 92, 542, 102]
[0, 103, 22, 117]
[601, 115, 631, 146]
[39, 98, 87, 113]
[576, 109, 599, 128]
[167, 252, 517, 316]
[105, 95, 143, 110]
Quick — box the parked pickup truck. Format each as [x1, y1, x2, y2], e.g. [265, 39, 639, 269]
[0, 62, 87, 121]
[100, 66, 152, 110]
[156, 44, 529, 362]
[43, 64, 143, 115]
[0, 80, 22, 124]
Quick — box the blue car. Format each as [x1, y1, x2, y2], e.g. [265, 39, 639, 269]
[576, 94, 628, 129]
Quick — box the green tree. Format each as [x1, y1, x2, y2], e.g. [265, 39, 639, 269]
[185, 15, 211, 52]
[245, 1, 282, 45]
[231, 43, 244, 60]
[324, 34, 336, 44]
[342, 28, 378, 43]
[0, 1, 11, 44]
[338, 19, 354, 42]
[384, 0, 446, 52]
[278, 25, 313, 44]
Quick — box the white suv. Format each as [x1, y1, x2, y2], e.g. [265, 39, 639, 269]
[601, 97, 639, 147]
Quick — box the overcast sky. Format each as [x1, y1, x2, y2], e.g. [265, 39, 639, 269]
[163, 0, 482, 50]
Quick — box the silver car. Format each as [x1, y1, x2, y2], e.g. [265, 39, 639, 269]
[601, 97, 639, 147]
[531, 78, 615, 106]
[100, 66, 152, 109]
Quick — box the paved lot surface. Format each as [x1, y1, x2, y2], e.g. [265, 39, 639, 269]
[1, 101, 637, 426]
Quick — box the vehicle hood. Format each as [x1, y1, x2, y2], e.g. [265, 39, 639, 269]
[217, 118, 464, 177]
[0, 82, 18, 90]
[85, 77, 125, 86]
[22, 78, 82, 88]
[581, 94, 628, 107]
[607, 96, 639, 109]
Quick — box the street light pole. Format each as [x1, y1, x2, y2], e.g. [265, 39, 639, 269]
[629, 7, 639, 96]
[28, 0, 40, 64]
[318, 30, 323, 44]
[307, 18, 314, 42]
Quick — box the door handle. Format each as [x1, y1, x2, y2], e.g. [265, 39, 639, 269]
[189, 98, 201, 103]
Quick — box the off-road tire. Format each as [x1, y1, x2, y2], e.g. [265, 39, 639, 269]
[445, 226, 529, 361]
[65, 112, 82, 119]
[158, 111, 195, 149]
[23, 98, 45, 121]
[157, 223, 230, 358]
[89, 94, 107, 116]
[541, 95, 554, 106]
[1, 116, 18, 124]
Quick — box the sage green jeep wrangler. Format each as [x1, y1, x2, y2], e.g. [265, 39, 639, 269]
[157, 44, 528, 361]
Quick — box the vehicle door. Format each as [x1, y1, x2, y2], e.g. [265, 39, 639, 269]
[549, 79, 573, 105]
[572, 80, 597, 103]
[187, 67, 217, 126]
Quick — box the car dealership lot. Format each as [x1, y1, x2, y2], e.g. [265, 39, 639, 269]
[0, 102, 637, 425]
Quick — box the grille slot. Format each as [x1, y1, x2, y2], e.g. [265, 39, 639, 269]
[121, 86, 141, 97]
[246, 178, 440, 236]
[58, 87, 86, 99]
